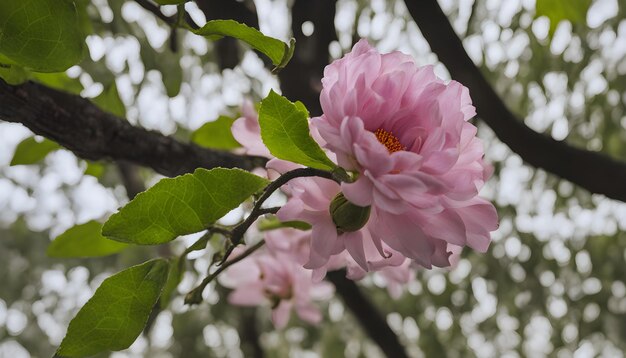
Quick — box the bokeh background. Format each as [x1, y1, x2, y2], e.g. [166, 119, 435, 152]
[1, 0, 625, 356]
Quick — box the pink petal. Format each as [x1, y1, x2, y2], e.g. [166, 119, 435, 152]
[228, 285, 266, 306]
[272, 300, 293, 329]
[343, 231, 368, 272]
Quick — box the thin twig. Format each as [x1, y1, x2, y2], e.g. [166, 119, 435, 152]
[221, 168, 337, 263]
[184, 168, 337, 304]
[184, 240, 265, 305]
[134, 0, 174, 25]
[134, 0, 200, 29]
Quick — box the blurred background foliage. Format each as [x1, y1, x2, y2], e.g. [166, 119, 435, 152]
[0, 0, 625, 357]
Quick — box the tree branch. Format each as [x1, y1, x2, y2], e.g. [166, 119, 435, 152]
[404, 0, 626, 202]
[0, 79, 266, 176]
[278, 0, 338, 116]
[116, 161, 145, 199]
[327, 271, 409, 358]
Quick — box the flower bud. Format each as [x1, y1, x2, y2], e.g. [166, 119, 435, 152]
[329, 193, 371, 233]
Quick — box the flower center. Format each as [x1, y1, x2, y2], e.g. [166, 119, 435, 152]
[374, 128, 406, 153]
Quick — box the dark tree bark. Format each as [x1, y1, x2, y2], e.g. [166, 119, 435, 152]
[327, 271, 410, 358]
[0, 79, 266, 177]
[404, 0, 626, 202]
[278, 0, 338, 116]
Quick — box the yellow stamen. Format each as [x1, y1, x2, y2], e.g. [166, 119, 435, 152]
[374, 128, 406, 153]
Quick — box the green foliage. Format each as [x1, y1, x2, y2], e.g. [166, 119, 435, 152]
[56, 259, 169, 357]
[0, 0, 86, 72]
[31, 72, 83, 95]
[0, 54, 28, 84]
[194, 20, 293, 68]
[536, 0, 592, 35]
[11, 137, 61, 166]
[257, 217, 312, 231]
[160, 258, 184, 309]
[158, 51, 183, 97]
[191, 116, 241, 150]
[47, 221, 128, 258]
[84, 161, 105, 178]
[258, 90, 336, 170]
[102, 168, 269, 245]
[92, 83, 126, 117]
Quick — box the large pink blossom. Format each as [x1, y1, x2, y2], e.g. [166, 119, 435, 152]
[312, 39, 498, 267]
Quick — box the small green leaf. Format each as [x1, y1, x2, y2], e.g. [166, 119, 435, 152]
[0, 0, 86, 72]
[102, 168, 269, 245]
[56, 259, 169, 357]
[92, 83, 126, 117]
[84, 161, 105, 178]
[258, 90, 336, 170]
[191, 116, 241, 150]
[31, 72, 83, 95]
[193, 20, 291, 67]
[11, 137, 61, 166]
[158, 51, 182, 97]
[536, 0, 591, 36]
[160, 257, 184, 309]
[0, 54, 28, 85]
[47, 221, 128, 258]
[258, 217, 312, 231]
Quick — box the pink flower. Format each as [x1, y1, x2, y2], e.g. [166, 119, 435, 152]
[312, 39, 498, 268]
[220, 243, 333, 328]
[232, 99, 271, 158]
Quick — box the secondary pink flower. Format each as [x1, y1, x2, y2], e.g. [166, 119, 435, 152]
[231, 99, 271, 158]
[312, 39, 498, 267]
[220, 245, 333, 328]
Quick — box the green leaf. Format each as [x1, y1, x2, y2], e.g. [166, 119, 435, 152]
[102, 168, 269, 245]
[160, 257, 184, 309]
[258, 90, 336, 170]
[11, 137, 61, 166]
[193, 20, 293, 68]
[56, 259, 169, 357]
[47, 221, 128, 258]
[92, 83, 126, 117]
[160, 55, 182, 97]
[0, 54, 28, 84]
[31, 72, 83, 95]
[536, 0, 591, 36]
[0, 0, 86, 72]
[191, 116, 241, 150]
[84, 161, 105, 178]
[258, 217, 312, 231]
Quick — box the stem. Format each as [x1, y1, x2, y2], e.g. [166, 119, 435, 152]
[133, 0, 199, 29]
[221, 168, 337, 263]
[185, 240, 265, 305]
